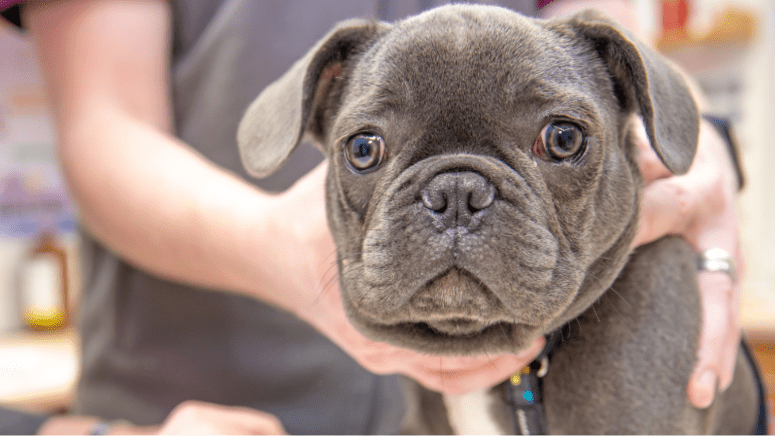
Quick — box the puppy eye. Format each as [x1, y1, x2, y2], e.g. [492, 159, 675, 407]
[344, 134, 386, 173]
[534, 122, 586, 161]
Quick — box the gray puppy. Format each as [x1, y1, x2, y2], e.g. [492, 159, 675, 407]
[237, 4, 760, 434]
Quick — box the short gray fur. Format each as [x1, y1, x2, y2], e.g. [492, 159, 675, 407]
[238, 4, 758, 433]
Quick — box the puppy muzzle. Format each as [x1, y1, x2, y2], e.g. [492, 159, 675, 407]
[339, 154, 578, 353]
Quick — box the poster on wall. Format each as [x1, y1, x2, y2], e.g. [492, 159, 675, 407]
[0, 21, 77, 239]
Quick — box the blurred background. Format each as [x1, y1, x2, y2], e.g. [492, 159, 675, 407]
[0, 0, 772, 418]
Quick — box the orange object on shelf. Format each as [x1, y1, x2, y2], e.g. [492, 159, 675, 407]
[657, 0, 757, 52]
[662, 0, 690, 36]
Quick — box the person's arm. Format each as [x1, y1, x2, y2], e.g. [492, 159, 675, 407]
[25, 0, 290, 308]
[541, 0, 744, 409]
[24, 0, 542, 395]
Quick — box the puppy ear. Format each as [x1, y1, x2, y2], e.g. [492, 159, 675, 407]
[568, 9, 699, 174]
[237, 20, 389, 178]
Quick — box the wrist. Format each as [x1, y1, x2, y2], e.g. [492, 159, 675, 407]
[234, 192, 320, 316]
[259, 165, 337, 323]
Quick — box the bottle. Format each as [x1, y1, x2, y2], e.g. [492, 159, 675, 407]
[19, 231, 68, 330]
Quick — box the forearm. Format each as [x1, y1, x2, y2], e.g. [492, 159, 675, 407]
[58, 104, 293, 306]
[24, 0, 309, 313]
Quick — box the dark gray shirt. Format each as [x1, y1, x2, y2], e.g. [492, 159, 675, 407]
[74, 1, 534, 434]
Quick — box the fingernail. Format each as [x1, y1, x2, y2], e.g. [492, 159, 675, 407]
[694, 371, 717, 408]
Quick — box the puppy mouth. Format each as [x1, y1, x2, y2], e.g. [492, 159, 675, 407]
[348, 268, 543, 353]
[367, 318, 537, 355]
[423, 318, 490, 336]
[404, 267, 510, 325]
[404, 319, 521, 338]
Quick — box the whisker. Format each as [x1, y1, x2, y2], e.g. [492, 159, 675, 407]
[482, 349, 498, 372]
[591, 303, 600, 323]
[496, 321, 510, 345]
[318, 256, 341, 283]
[607, 286, 632, 308]
[313, 272, 341, 305]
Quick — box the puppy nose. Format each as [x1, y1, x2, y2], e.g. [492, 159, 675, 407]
[421, 171, 495, 229]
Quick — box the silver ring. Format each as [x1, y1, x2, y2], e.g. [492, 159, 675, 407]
[697, 247, 737, 283]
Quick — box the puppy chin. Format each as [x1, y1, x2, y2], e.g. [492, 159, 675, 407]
[346, 310, 544, 355]
[341, 271, 548, 355]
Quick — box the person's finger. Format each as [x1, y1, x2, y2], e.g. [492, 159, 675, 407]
[717, 244, 744, 391]
[631, 178, 694, 248]
[721, 245, 745, 391]
[690, 192, 742, 396]
[633, 118, 735, 251]
[412, 341, 544, 373]
[409, 337, 546, 395]
[633, 117, 672, 184]
[687, 270, 739, 409]
[299, 160, 329, 184]
[158, 401, 286, 435]
[226, 408, 287, 434]
[719, 302, 741, 391]
[305, 260, 548, 394]
[343, 328, 543, 393]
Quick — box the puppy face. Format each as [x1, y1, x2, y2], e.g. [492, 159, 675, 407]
[238, 5, 698, 354]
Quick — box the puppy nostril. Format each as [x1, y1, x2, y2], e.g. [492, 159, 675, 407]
[422, 190, 448, 213]
[468, 183, 495, 212]
[466, 194, 480, 215]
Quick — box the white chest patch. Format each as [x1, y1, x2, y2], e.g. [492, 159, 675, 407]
[443, 389, 505, 435]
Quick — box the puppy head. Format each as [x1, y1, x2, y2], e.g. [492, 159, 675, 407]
[238, 5, 698, 354]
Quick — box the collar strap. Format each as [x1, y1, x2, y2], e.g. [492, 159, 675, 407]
[504, 330, 562, 434]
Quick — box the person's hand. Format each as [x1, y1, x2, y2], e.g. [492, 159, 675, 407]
[268, 163, 544, 395]
[153, 401, 286, 435]
[632, 117, 742, 408]
[36, 401, 284, 435]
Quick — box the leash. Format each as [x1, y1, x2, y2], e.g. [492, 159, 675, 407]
[503, 330, 562, 435]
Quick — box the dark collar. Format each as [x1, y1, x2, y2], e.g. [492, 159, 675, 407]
[503, 330, 562, 435]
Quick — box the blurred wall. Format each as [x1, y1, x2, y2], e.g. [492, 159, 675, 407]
[650, 0, 775, 334]
[733, 0, 775, 334]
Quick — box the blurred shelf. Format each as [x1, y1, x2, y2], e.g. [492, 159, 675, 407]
[657, 8, 757, 53]
[742, 280, 775, 343]
[0, 327, 79, 413]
